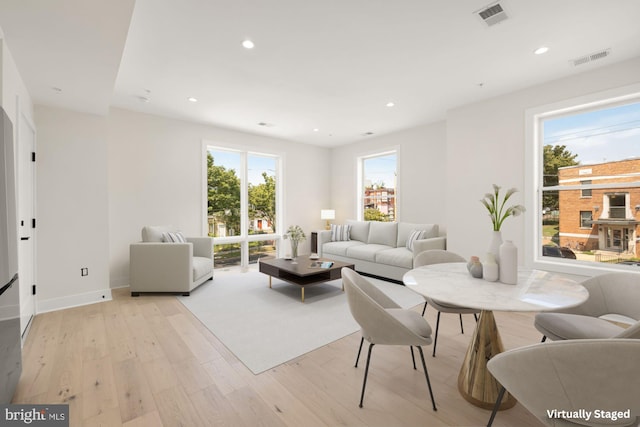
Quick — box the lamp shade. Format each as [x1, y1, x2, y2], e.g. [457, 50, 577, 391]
[320, 209, 335, 220]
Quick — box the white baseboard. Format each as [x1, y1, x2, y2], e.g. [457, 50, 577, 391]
[37, 288, 113, 314]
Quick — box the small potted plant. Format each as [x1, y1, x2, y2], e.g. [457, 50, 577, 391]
[283, 225, 306, 259]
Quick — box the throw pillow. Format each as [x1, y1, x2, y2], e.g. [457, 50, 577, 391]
[406, 229, 425, 251]
[162, 231, 187, 243]
[331, 224, 351, 242]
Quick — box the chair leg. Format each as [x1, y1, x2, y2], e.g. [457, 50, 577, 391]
[541, 335, 547, 343]
[359, 343, 375, 408]
[410, 346, 417, 370]
[421, 300, 428, 316]
[432, 311, 441, 357]
[459, 313, 464, 334]
[486, 386, 506, 427]
[355, 337, 364, 367]
[417, 346, 437, 411]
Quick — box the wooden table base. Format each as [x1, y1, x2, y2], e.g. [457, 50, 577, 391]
[457, 310, 516, 410]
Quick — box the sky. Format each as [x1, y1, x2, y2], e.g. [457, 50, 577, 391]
[208, 148, 276, 185]
[543, 100, 640, 165]
[363, 153, 397, 189]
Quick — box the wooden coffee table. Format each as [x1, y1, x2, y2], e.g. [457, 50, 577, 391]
[258, 257, 355, 302]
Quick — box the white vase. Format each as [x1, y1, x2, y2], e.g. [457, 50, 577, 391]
[488, 230, 503, 264]
[483, 252, 499, 282]
[499, 240, 518, 285]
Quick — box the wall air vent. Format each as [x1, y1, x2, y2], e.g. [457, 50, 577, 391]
[475, 2, 508, 27]
[570, 48, 611, 67]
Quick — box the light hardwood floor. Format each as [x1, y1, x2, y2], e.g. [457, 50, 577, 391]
[13, 272, 545, 427]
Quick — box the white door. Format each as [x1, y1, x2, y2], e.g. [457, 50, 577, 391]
[17, 108, 36, 338]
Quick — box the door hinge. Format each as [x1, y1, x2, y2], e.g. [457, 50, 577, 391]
[31, 152, 36, 162]
[32, 218, 36, 229]
[32, 284, 36, 295]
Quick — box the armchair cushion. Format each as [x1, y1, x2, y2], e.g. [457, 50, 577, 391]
[163, 231, 187, 242]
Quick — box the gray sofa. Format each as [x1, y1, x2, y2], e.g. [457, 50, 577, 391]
[317, 220, 446, 281]
[129, 225, 214, 296]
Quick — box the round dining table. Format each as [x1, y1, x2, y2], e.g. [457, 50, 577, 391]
[403, 262, 588, 410]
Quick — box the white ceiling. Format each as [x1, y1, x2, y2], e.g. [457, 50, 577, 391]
[1, 0, 640, 147]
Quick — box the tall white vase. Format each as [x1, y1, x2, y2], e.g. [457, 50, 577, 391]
[499, 240, 518, 285]
[488, 230, 503, 264]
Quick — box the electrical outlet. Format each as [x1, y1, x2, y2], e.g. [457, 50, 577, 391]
[81, 267, 88, 276]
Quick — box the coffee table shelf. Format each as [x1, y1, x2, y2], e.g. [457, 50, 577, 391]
[259, 257, 354, 302]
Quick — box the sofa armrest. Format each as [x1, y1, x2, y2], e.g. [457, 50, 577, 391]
[130, 242, 193, 292]
[316, 230, 332, 256]
[412, 237, 446, 262]
[187, 236, 213, 259]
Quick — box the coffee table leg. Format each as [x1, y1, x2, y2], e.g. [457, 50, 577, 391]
[269, 276, 272, 288]
[301, 287, 305, 303]
[457, 310, 516, 410]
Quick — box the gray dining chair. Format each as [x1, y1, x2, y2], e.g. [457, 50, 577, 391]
[486, 339, 640, 427]
[534, 271, 640, 342]
[342, 268, 437, 411]
[414, 249, 480, 356]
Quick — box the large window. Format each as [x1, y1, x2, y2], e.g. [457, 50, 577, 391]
[531, 91, 640, 271]
[207, 147, 280, 269]
[358, 151, 398, 222]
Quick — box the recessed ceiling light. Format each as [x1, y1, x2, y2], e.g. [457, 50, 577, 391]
[188, 97, 198, 102]
[313, 128, 319, 132]
[534, 46, 549, 55]
[386, 102, 395, 107]
[242, 39, 255, 49]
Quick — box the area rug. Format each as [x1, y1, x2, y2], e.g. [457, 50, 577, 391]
[178, 270, 424, 374]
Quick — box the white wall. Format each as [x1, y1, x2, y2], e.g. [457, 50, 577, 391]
[35, 106, 111, 310]
[329, 121, 447, 227]
[107, 108, 331, 286]
[446, 56, 640, 263]
[1, 39, 34, 124]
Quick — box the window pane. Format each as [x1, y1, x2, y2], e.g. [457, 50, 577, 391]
[249, 239, 276, 264]
[541, 101, 640, 265]
[214, 243, 241, 268]
[247, 155, 277, 235]
[208, 149, 241, 237]
[363, 153, 397, 222]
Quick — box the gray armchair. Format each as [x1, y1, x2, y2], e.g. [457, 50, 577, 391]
[534, 272, 640, 341]
[487, 339, 640, 427]
[129, 226, 213, 296]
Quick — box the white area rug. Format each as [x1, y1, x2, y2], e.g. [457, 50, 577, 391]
[178, 270, 424, 374]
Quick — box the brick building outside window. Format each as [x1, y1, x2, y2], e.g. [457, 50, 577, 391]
[558, 158, 640, 259]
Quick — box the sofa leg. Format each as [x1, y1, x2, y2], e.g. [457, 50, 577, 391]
[131, 292, 140, 297]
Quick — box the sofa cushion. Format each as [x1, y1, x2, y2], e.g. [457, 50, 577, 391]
[346, 244, 393, 262]
[368, 221, 398, 247]
[405, 229, 425, 251]
[193, 256, 212, 281]
[375, 247, 414, 269]
[346, 220, 370, 242]
[163, 231, 187, 243]
[397, 223, 439, 247]
[323, 241, 365, 257]
[330, 224, 351, 241]
[142, 225, 177, 242]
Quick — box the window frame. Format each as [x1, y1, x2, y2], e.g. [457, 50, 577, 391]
[202, 143, 283, 270]
[525, 83, 640, 275]
[356, 148, 399, 222]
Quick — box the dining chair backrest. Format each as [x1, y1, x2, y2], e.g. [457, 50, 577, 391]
[414, 249, 466, 267]
[487, 338, 640, 427]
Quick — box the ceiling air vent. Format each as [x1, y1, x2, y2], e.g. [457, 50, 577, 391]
[570, 48, 611, 67]
[476, 2, 508, 27]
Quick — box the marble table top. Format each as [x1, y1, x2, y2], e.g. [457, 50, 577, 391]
[403, 262, 589, 312]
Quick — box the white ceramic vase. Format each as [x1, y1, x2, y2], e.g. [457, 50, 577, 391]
[488, 230, 503, 264]
[483, 252, 499, 282]
[499, 240, 518, 285]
